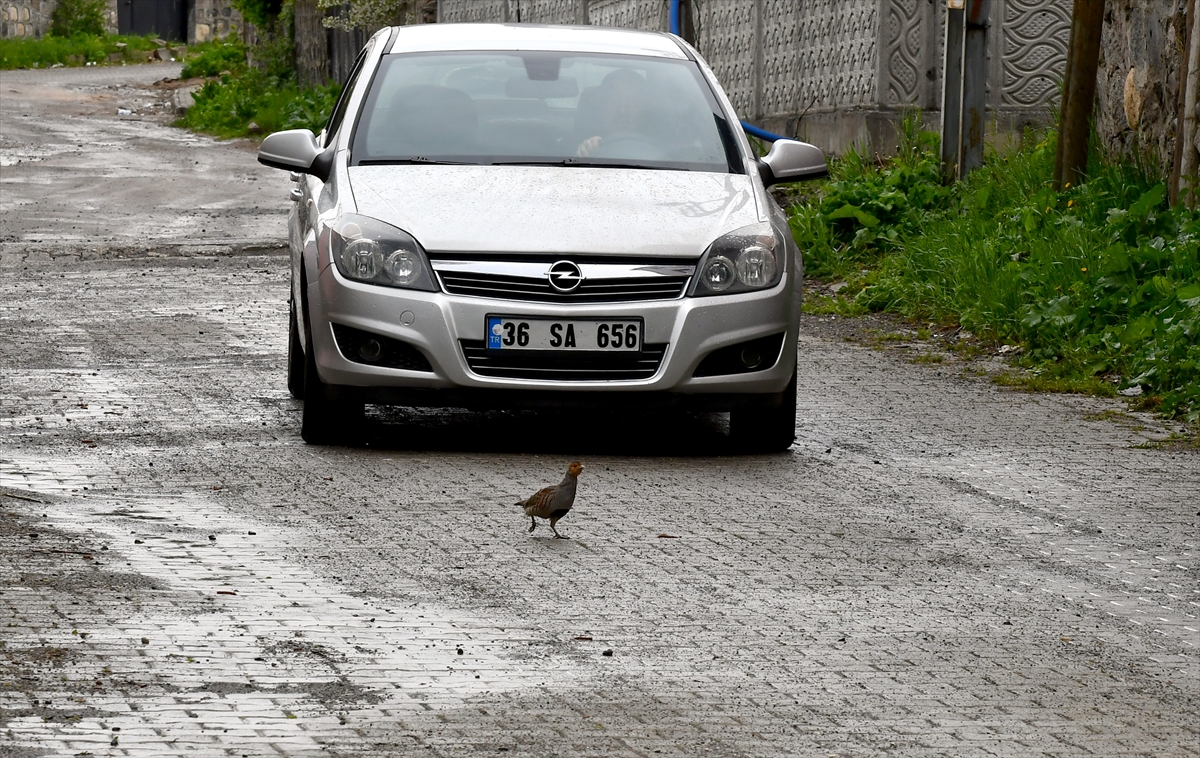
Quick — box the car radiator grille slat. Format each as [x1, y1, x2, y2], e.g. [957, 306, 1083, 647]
[460, 340, 667, 381]
[434, 268, 692, 304]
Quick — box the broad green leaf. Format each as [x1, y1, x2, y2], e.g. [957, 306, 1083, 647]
[1128, 184, 1166, 217]
[826, 204, 880, 227]
[1122, 314, 1157, 343]
[1177, 283, 1200, 308]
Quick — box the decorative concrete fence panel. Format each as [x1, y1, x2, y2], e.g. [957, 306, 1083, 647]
[439, 0, 1072, 154]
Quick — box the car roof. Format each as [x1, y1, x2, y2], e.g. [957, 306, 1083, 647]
[385, 23, 689, 59]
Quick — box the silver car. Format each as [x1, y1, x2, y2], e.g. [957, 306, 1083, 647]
[258, 23, 827, 450]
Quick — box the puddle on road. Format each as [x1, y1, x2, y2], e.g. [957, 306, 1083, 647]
[1, 455, 577, 756]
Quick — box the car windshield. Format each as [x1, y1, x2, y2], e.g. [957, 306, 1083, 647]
[351, 51, 740, 173]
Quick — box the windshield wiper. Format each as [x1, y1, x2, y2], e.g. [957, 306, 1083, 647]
[357, 157, 475, 166]
[491, 158, 675, 170]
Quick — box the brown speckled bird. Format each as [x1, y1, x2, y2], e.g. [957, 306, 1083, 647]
[516, 462, 584, 539]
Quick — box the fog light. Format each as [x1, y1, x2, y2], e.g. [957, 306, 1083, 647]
[384, 250, 422, 285]
[701, 256, 736, 291]
[358, 338, 382, 362]
[740, 347, 763, 369]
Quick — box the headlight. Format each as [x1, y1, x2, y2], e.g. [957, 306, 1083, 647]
[690, 222, 784, 296]
[330, 214, 436, 291]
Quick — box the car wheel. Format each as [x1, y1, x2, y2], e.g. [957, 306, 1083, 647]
[300, 291, 363, 445]
[286, 298, 305, 400]
[729, 366, 797, 453]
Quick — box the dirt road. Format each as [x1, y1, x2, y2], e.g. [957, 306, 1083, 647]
[1, 64, 1196, 758]
[0, 62, 287, 255]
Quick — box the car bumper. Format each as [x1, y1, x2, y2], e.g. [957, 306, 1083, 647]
[308, 263, 800, 406]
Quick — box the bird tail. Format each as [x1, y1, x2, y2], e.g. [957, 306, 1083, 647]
[514, 498, 527, 508]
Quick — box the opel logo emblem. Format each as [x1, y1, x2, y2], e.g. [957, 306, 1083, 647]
[546, 260, 584, 292]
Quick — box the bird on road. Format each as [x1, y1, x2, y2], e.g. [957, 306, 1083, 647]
[516, 462, 584, 539]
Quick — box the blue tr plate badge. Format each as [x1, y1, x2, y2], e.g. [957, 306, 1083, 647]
[487, 316, 504, 349]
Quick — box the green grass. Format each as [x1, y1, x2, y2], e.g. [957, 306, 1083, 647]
[179, 68, 340, 138]
[788, 117, 1200, 422]
[992, 371, 1119, 397]
[0, 33, 162, 69]
[173, 31, 339, 139]
[179, 38, 249, 78]
[800, 292, 868, 317]
[1130, 431, 1200, 449]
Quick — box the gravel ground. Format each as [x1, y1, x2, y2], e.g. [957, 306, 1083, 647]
[0, 64, 1197, 758]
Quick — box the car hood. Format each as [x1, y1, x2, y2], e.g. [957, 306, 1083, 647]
[348, 165, 759, 257]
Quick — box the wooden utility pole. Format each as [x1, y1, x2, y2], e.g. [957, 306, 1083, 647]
[1172, 0, 1199, 206]
[293, 0, 330, 88]
[941, 0, 966, 180]
[679, 0, 696, 44]
[1053, 0, 1107, 190]
[960, 0, 990, 176]
[940, 0, 989, 182]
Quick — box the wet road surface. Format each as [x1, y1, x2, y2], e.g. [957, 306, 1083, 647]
[0, 63, 287, 255]
[1, 65, 1197, 758]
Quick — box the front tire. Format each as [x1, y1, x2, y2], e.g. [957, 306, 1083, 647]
[299, 286, 362, 445]
[286, 298, 305, 400]
[729, 367, 797, 453]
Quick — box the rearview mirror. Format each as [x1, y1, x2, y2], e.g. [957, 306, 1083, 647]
[506, 75, 579, 99]
[757, 139, 828, 186]
[258, 129, 333, 182]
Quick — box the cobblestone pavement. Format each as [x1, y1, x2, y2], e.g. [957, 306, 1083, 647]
[1, 254, 1196, 758]
[1, 65, 1198, 758]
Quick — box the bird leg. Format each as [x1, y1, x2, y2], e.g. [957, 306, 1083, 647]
[528, 517, 537, 533]
[550, 518, 568, 539]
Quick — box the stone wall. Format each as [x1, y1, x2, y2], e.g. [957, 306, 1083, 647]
[190, 0, 243, 43]
[0, 0, 239, 41]
[1095, 0, 1192, 174]
[1, 0, 54, 38]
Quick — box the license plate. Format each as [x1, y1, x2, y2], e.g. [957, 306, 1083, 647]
[486, 316, 642, 351]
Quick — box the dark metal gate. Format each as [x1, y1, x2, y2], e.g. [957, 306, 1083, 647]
[117, 0, 187, 41]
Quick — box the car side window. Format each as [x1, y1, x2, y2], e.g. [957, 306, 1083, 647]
[324, 50, 369, 147]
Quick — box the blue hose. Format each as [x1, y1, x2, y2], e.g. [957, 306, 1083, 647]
[668, 0, 789, 143]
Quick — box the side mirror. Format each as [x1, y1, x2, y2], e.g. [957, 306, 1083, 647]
[757, 139, 829, 186]
[258, 129, 334, 182]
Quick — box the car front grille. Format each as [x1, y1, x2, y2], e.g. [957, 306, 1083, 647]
[430, 257, 694, 304]
[459, 340, 668, 381]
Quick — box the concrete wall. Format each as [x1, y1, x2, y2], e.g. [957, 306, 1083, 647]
[1095, 0, 1192, 174]
[438, 0, 1075, 156]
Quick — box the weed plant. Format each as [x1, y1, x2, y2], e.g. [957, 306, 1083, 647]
[789, 120, 1200, 421]
[50, 0, 106, 37]
[180, 66, 340, 137]
[0, 33, 160, 69]
[179, 8, 338, 138]
[180, 39, 249, 78]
